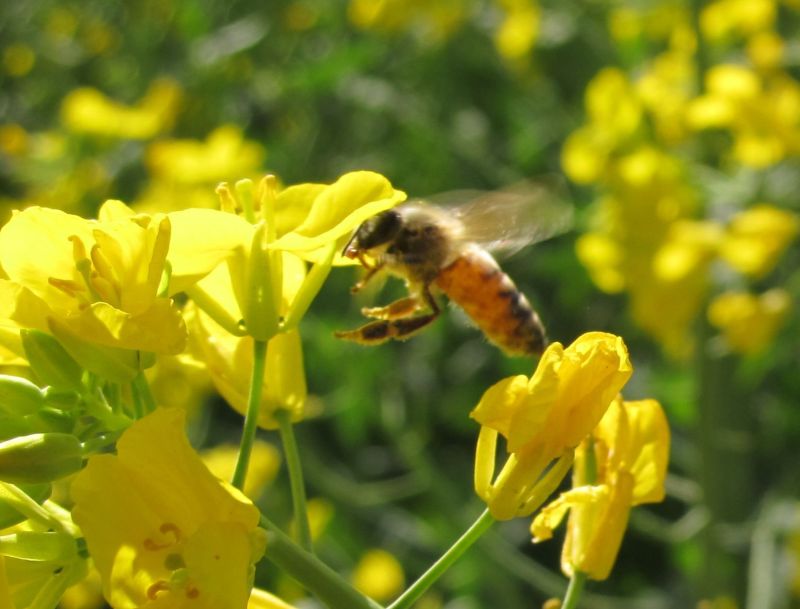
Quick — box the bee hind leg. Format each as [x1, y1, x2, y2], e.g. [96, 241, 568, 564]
[335, 287, 441, 345]
[334, 310, 440, 345]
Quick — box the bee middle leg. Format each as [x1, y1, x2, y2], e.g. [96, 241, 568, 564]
[361, 296, 420, 320]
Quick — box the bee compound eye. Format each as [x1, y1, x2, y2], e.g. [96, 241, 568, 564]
[358, 210, 402, 249]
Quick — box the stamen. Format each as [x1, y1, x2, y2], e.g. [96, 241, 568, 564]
[146, 581, 170, 600]
[143, 522, 182, 551]
[48, 277, 84, 298]
[216, 183, 237, 214]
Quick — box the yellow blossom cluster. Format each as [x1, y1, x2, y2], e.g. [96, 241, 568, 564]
[347, 0, 540, 64]
[566, 0, 798, 357]
[472, 332, 670, 580]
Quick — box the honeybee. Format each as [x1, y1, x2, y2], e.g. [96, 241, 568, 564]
[335, 182, 572, 357]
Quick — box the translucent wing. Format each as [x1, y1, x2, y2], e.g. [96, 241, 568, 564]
[414, 179, 573, 257]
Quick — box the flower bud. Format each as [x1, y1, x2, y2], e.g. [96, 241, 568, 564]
[0, 433, 83, 484]
[21, 329, 84, 391]
[0, 374, 45, 416]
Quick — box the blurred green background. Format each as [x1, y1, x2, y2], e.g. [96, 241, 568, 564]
[2, 1, 800, 608]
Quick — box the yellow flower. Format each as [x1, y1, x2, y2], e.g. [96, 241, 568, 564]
[269, 171, 407, 264]
[493, 0, 540, 61]
[708, 289, 791, 354]
[747, 31, 784, 71]
[719, 204, 799, 278]
[687, 66, 800, 168]
[0, 201, 186, 361]
[531, 397, 670, 580]
[145, 126, 265, 186]
[700, 0, 775, 40]
[352, 549, 405, 602]
[561, 68, 642, 184]
[71, 407, 265, 609]
[348, 0, 467, 42]
[61, 79, 181, 140]
[248, 588, 298, 609]
[471, 332, 632, 520]
[202, 441, 281, 501]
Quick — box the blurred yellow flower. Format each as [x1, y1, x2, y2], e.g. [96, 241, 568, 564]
[700, 0, 775, 40]
[352, 549, 405, 602]
[493, 0, 540, 61]
[561, 68, 643, 184]
[719, 204, 799, 278]
[747, 30, 784, 71]
[61, 78, 181, 140]
[203, 440, 281, 500]
[348, 0, 467, 42]
[653, 220, 722, 282]
[708, 289, 791, 354]
[146, 125, 265, 186]
[71, 407, 265, 609]
[472, 332, 632, 520]
[0, 123, 28, 156]
[2, 43, 35, 77]
[688, 66, 800, 168]
[0, 201, 186, 358]
[532, 397, 669, 580]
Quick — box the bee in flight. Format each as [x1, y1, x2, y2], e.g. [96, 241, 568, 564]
[335, 182, 572, 357]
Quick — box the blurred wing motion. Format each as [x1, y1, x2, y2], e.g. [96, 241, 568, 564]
[416, 178, 574, 256]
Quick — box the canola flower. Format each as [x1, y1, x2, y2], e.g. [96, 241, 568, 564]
[0, 200, 185, 382]
[531, 397, 670, 581]
[60, 79, 181, 140]
[472, 332, 632, 520]
[71, 407, 266, 609]
[0, 159, 674, 609]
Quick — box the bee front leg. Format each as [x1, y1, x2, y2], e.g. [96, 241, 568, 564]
[351, 256, 384, 293]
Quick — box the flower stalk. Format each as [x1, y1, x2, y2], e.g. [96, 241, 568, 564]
[388, 508, 495, 609]
[232, 338, 268, 490]
[276, 408, 313, 552]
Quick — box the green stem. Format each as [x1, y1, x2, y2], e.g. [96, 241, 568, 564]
[232, 339, 268, 490]
[388, 508, 495, 609]
[0, 483, 74, 535]
[562, 571, 587, 609]
[132, 371, 156, 414]
[259, 516, 382, 609]
[276, 409, 313, 552]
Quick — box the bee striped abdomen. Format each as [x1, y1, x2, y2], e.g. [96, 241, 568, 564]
[435, 248, 546, 356]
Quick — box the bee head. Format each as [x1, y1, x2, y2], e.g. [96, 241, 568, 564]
[343, 209, 402, 258]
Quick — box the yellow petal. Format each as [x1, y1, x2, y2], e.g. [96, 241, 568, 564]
[167, 209, 255, 294]
[270, 171, 406, 256]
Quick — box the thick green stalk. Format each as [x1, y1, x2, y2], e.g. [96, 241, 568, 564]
[388, 509, 495, 609]
[232, 339, 268, 490]
[696, 319, 753, 601]
[260, 516, 382, 609]
[276, 409, 313, 552]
